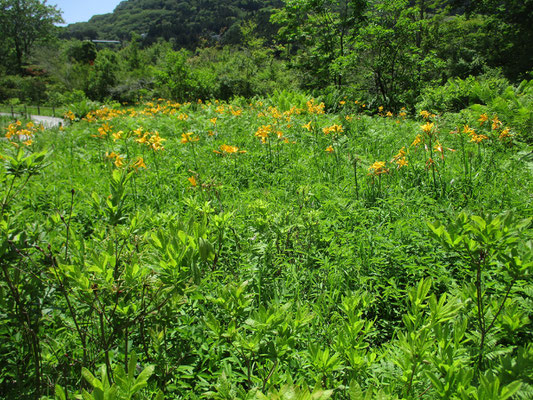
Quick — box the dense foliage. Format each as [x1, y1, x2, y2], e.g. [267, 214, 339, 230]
[1, 92, 532, 399]
[0, 0, 63, 72]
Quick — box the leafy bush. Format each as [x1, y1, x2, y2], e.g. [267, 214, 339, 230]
[416, 73, 511, 113]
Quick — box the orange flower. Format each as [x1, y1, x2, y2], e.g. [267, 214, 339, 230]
[491, 115, 502, 130]
[133, 157, 146, 171]
[499, 127, 512, 141]
[112, 130, 123, 141]
[463, 125, 475, 135]
[368, 161, 389, 175]
[188, 176, 197, 187]
[391, 147, 407, 163]
[325, 146, 334, 153]
[181, 132, 199, 144]
[396, 157, 408, 168]
[322, 124, 343, 135]
[411, 134, 422, 147]
[149, 132, 166, 150]
[420, 122, 434, 134]
[420, 110, 431, 119]
[255, 125, 272, 143]
[470, 133, 488, 143]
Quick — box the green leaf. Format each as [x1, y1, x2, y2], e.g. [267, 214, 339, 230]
[131, 365, 154, 393]
[348, 380, 363, 400]
[81, 390, 93, 400]
[128, 351, 138, 382]
[500, 381, 521, 400]
[82, 367, 101, 390]
[54, 384, 66, 400]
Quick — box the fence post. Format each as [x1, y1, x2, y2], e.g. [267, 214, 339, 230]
[24, 105, 28, 119]
[52, 106, 55, 117]
[11, 105, 14, 118]
[37, 105, 41, 115]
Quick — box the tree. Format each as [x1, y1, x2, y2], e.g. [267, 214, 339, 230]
[0, 0, 63, 72]
[272, 0, 367, 89]
[87, 49, 121, 100]
[469, 0, 533, 81]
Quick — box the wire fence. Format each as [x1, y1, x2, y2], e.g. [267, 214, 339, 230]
[0, 104, 67, 119]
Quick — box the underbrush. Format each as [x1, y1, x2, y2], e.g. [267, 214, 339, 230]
[1, 94, 532, 399]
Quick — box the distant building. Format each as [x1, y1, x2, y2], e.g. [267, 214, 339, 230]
[91, 40, 121, 45]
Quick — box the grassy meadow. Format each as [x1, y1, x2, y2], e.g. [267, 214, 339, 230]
[1, 93, 532, 399]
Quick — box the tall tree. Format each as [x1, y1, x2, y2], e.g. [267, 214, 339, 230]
[0, 0, 63, 72]
[272, 0, 367, 89]
[470, 0, 533, 80]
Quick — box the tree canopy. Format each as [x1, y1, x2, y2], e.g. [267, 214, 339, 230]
[0, 0, 63, 72]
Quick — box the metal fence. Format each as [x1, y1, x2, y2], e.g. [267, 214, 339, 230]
[0, 104, 65, 119]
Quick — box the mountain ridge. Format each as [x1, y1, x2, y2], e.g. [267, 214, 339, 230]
[63, 0, 283, 47]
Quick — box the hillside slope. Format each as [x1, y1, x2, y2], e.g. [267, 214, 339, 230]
[64, 0, 282, 47]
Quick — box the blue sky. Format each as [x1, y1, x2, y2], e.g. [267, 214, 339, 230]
[48, 0, 124, 25]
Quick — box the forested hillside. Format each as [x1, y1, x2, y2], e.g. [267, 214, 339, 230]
[65, 0, 282, 47]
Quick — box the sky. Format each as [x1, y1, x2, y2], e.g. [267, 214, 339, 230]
[48, 0, 124, 25]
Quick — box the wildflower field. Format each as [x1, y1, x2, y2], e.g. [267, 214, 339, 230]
[1, 93, 532, 399]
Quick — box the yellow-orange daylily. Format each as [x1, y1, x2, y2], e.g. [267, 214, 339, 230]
[463, 125, 475, 135]
[149, 132, 166, 150]
[106, 151, 125, 168]
[214, 144, 246, 155]
[133, 157, 146, 171]
[368, 161, 389, 175]
[411, 134, 422, 147]
[112, 130, 123, 141]
[391, 147, 407, 163]
[491, 116, 502, 130]
[470, 133, 488, 143]
[499, 127, 512, 141]
[322, 124, 343, 135]
[396, 157, 408, 168]
[420, 122, 434, 134]
[255, 125, 272, 143]
[420, 110, 431, 119]
[181, 132, 199, 144]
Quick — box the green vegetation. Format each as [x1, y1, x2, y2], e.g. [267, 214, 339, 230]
[2, 93, 532, 399]
[1, 1, 532, 399]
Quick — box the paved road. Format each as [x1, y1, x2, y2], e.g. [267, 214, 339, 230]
[0, 113, 64, 128]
